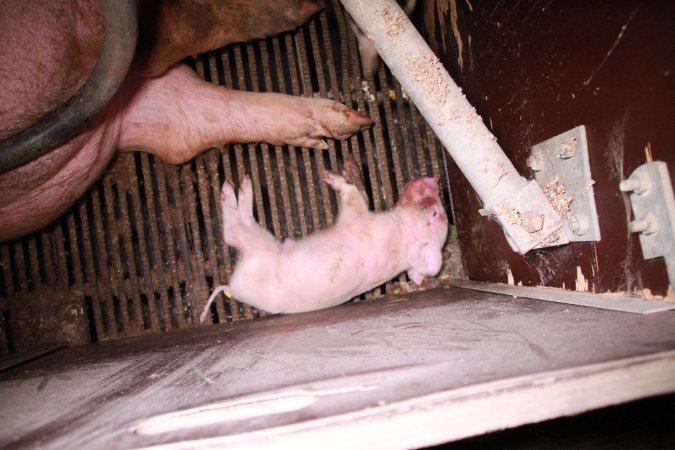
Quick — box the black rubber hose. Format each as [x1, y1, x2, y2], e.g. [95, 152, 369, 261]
[0, 0, 139, 174]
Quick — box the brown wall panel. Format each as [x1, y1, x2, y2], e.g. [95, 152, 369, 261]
[421, 0, 674, 295]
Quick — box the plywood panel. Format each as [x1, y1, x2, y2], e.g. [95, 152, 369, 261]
[1, 287, 674, 448]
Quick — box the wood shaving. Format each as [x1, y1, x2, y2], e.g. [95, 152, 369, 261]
[535, 228, 565, 247]
[543, 178, 573, 219]
[558, 137, 577, 158]
[525, 178, 573, 246]
[494, 202, 521, 225]
[361, 81, 375, 103]
[381, 9, 407, 36]
[404, 53, 449, 110]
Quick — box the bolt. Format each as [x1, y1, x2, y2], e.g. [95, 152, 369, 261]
[628, 214, 658, 235]
[619, 179, 641, 193]
[526, 153, 544, 172]
[619, 173, 650, 194]
[568, 214, 589, 236]
[521, 211, 544, 233]
[629, 219, 648, 233]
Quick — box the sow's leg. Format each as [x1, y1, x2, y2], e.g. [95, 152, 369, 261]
[118, 66, 373, 164]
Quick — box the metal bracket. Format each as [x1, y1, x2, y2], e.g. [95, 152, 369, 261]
[529, 125, 601, 243]
[620, 161, 675, 288]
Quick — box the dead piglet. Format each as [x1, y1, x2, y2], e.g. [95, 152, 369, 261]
[201, 159, 448, 319]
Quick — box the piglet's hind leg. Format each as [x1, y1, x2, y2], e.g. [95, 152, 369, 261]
[220, 180, 241, 248]
[221, 178, 278, 255]
[236, 177, 256, 228]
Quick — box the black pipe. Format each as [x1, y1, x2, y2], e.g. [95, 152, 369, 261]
[0, 0, 139, 174]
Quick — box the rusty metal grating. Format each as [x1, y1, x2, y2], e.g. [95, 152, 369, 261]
[0, 0, 452, 353]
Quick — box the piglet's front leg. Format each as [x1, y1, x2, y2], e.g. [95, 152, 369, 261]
[323, 169, 369, 223]
[118, 66, 373, 164]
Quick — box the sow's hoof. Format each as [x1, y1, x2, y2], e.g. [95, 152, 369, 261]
[280, 98, 374, 149]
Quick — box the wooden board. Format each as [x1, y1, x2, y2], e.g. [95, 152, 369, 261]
[1, 287, 675, 449]
[451, 280, 675, 314]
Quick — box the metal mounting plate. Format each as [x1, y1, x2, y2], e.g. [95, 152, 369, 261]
[621, 161, 675, 287]
[530, 125, 601, 242]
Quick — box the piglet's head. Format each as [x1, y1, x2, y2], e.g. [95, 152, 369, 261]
[397, 177, 449, 286]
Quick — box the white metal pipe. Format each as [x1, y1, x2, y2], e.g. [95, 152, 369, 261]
[340, 0, 566, 254]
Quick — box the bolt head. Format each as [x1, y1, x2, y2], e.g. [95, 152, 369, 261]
[521, 211, 544, 233]
[526, 154, 544, 171]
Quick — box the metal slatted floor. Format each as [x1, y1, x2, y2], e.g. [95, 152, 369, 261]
[0, 0, 452, 352]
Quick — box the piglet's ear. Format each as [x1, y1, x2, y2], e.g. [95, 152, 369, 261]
[407, 241, 442, 283]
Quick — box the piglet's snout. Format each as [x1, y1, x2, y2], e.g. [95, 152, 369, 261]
[399, 176, 448, 250]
